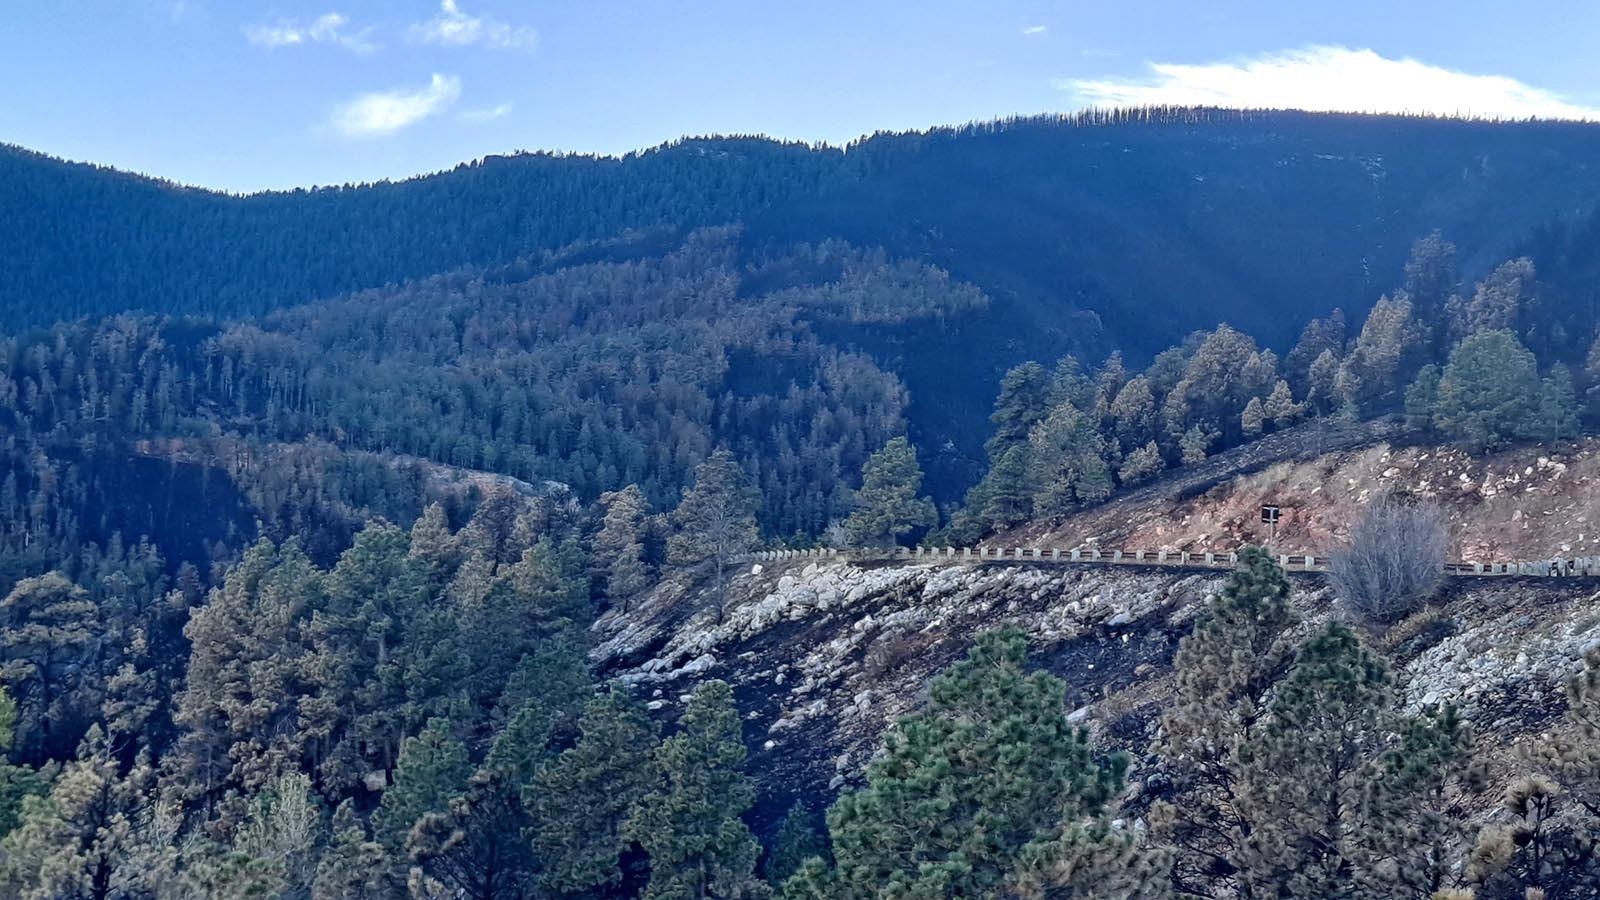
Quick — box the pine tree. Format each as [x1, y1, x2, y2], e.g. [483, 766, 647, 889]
[0, 572, 99, 759]
[172, 537, 324, 813]
[315, 799, 398, 900]
[1026, 405, 1112, 516]
[1262, 378, 1301, 429]
[534, 684, 660, 896]
[626, 680, 762, 900]
[1179, 425, 1213, 466]
[802, 628, 1159, 900]
[0, 685, 46, 837]
[1109, 376, 1158, 450]
[1234, 622, 1393, 898]
[306, 521, 433, 793]
[1118, 441, 1166, 486]
[841, 437, 937, 549]
[1433, 330, 1543, 452]
[594, 485, 657, 604]
[765, 803, 829, 886]
[1537, 364, 1579, 442]
[230, 771, 326, 898]
[1347, 293, 1424, 405]
[986, 362, 1051, 459]
[1307, 349, 1342, 416]
[505, 536, 593, 637]
[408, 502, 462, 587]
[668, 451, 760, 608]
[1406, 365, 1442, 433]
[978, 443, 1033, 528]
[373, 718, 471, 854]
[1472, 647, 1600, 897]
[0, 725, 155, 900]
[1150, 547, 1298, 898]
[1240, 397, 1265, 437]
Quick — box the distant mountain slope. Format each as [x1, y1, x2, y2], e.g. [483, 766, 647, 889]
[9, 110, 1600, 361]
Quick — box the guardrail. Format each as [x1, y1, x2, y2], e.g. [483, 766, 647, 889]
[743, 546, 1600, 578]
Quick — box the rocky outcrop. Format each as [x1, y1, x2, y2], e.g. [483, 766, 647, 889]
[593, 553, 1600, 832]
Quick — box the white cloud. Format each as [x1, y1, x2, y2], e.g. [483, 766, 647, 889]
[1022, 25, 1047, 36]
[333, 73, 462, 137]
[460, 102, 513, 123]
[409, 0, 536, 50]
[245, 11, 378, 53]
[1061, 46, 1600, 120]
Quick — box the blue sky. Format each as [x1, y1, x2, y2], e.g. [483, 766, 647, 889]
[7, 1, 1600, 193]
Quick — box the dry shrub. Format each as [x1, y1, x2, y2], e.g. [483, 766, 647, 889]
[863, 630, 929, 680]
[1330, 498, 1449, 625]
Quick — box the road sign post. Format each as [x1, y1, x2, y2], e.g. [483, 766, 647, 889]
[1261, 505, 1281, 548]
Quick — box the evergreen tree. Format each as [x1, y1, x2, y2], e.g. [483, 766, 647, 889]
[800, 628, 1159, 900]
[1234, 622, 1393, 898]
[1262, 378, 1301, 429]
[765, 803, 829, 886]
[1433, 330, 1543, 452]
[315, 799, 398, 900]
[1403, 232, 1459, 336]
[230, 770, 326, 899]
[534, 685, 660, 896]
[1284, 310, 1348, 392]
[1179, 426, 1213, 466]
[172, 537, 324, 813]
[1026, 405, 1113, 516]
[373, 718, 471, 855]
[1240, 397, 1265, 437]
[840, 437, 937, 549]
[626, 680, 762, 900]
[0, 572, 98, 759]
[594, 485, 657, 604]
[1109, 376, 1158, 451]
[668, 451, 760, 608]
[1452, 257, 1535, 341]
[1537, 364, 1580, 442]
[1472, 647, 1600, 897]
[1151, 547, 1298, 898]
[1347, 293, 1424, 406]
[978, 444, 1033, 529]
[306, 521, 433, 793]
[986, 362, 1051, 460]
[1307, 349, 1342, 416]
[1118, 441, 1166, 486]
[1405, 365, 1442, 433]
[0, 726, 155, 900]
[408, 703, 551, 900]
[0, 686, 46, 836]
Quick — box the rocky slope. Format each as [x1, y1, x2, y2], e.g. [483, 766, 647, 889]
[592, 552, 1598, 833]
[591, 435, 1600, 834]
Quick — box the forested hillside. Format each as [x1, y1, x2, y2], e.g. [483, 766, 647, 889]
[12, 110, 1600, 356]
[8, 110, 1600, 898]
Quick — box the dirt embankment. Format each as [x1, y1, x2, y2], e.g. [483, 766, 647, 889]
[1010, 436, 1600, 563]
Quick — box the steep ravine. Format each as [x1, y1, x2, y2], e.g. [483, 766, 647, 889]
[592, 555, 1600, 833]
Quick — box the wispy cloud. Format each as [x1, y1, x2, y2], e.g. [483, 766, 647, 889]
[1060, 46, 1600, 120]
[460, 102, 513, 123]
[333, 73, 462, 137]
[245, 11, 378, 53]
[409, 0, 536, 50]
[1022, 25, 1047, 36]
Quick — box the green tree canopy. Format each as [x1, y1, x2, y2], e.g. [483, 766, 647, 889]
[841, 437, 937, 549]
